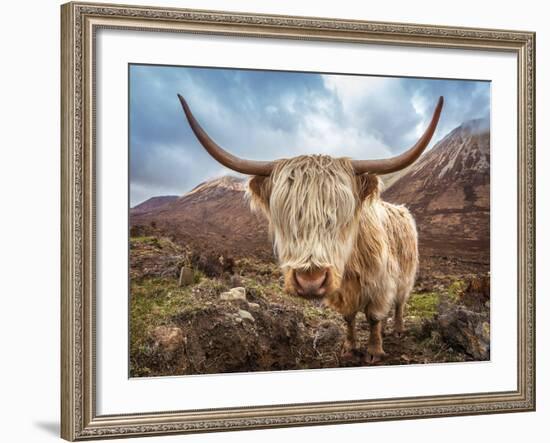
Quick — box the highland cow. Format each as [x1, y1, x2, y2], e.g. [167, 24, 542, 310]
[177, 93, 444, 363]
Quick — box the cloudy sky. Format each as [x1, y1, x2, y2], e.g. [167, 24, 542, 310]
[129, 64, 490, 207]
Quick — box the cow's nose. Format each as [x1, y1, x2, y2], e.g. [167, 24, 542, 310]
[294, 268, 329, 296]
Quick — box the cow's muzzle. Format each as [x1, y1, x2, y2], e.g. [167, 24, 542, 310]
[293, 268, 330, 297]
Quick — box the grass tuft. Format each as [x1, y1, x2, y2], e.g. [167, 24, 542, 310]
[407, 292, 440, 319]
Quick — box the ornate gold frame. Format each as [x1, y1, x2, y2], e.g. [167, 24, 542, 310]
[61, 1, 536, 440]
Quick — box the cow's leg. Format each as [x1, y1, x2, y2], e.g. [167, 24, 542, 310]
[341, 313, 357, 357]
[393, 301, 405, 337]
[365, 314, 386, 364]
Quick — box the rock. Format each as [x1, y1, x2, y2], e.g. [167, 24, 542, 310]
[238, 309, 255, 322]
[220, 287, 247, 301]
[247, 302, 260, 309]
[432, 302, 490, 360]
[151, 326, 184, 353]
[229, 273, 243, 287]
[312, 321, 342, 351]
[178, 267, 194, 287]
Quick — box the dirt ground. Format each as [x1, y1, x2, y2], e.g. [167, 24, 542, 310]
[129, 236, 490, 377]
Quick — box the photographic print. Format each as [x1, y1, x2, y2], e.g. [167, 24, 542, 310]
[129, 64, 491, 377]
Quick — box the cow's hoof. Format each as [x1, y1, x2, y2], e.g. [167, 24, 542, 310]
[340, 340, 357, 359]
[341, 348, 358, 360]
[365, 348, 386, 364]
[341, 350, 355, 360]
[365, 353, 385, 364]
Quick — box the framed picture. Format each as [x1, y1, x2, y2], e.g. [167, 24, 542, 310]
[61, 1, 536, 440]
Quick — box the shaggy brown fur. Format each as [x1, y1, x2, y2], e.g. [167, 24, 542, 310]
[248, 155, 418, 363]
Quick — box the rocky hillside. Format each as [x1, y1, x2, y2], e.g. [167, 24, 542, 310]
[131, 195, 179, 215]
[130, 176, 271, 260]
[383, 118, 490, 261]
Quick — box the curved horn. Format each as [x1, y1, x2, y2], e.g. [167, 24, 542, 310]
[177, 94, 274, 176]
[352, 96, 444, 175]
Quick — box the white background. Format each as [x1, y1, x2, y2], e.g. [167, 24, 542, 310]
[97, 29, 517, 414]
[0, 0, 546, 442]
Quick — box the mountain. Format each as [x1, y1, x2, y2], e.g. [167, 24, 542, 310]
[131, 119, 490, 263]
[383, 118, 490, 260]
[131, 195, 179, 215]
[130, 176, 271, 260]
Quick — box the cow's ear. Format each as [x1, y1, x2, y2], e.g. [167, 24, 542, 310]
[248, 175, 272, 215]
[356, 173, 381, 202]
